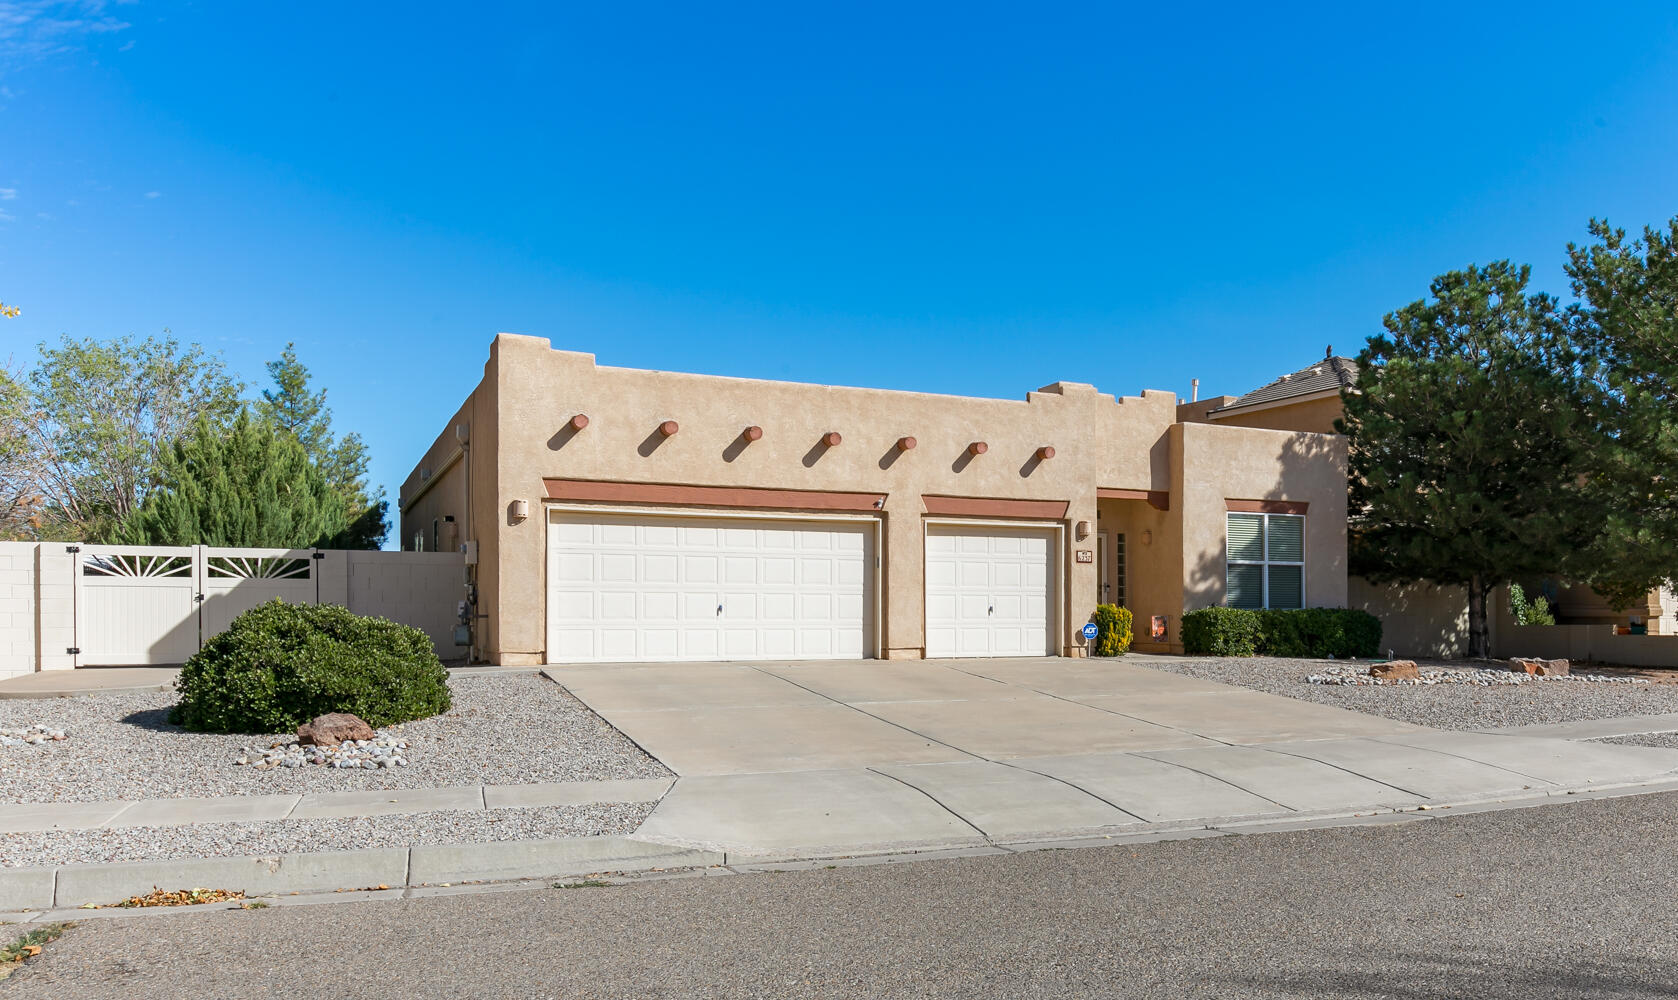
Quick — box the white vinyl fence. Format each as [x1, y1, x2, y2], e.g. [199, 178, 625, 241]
[0, 542, 466, 678]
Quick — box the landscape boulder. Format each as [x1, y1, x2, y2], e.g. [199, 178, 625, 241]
[1369, 660, 1420, 682]
[1508, 657, 1570, 677]
[296, 713, 375, 746]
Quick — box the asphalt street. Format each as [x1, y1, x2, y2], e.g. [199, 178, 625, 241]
[11, 792, 1678, 999]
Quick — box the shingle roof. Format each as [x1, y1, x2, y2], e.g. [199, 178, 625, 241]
[1216, 353, 1360, 411]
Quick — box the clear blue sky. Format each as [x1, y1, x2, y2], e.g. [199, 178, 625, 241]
[3, 1, 1677, 541]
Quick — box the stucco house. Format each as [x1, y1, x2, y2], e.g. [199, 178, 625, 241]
[1195, 349, 1677, 651]
[400, 334, 1350, 665]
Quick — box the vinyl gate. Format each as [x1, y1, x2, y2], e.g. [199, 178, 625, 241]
[73, 545, 326, 666]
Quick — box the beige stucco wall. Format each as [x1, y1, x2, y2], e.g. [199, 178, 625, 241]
[1175, 421, 1348, 616]
[1211, 395, 1345, 435]
[402, 333, 1352, 664]
[1349, 576, 1470, 659]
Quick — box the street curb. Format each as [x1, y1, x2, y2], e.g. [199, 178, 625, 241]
[408, 837, 719, 884]
[54, 848, 409, 910]
[10, 778, 1678, 921]
[0, 836, 722, 912]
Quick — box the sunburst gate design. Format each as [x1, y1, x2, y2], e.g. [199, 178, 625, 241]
[205, 556, 311, 580]
[80, 553, 193, 578]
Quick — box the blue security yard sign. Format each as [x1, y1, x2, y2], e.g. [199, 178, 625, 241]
[1081, 623, 1100, 641]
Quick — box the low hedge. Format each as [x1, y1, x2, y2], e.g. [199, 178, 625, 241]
[1089, 604, 1133, 656]
[1181, 607, 1381, 659]
[172, 600, 452, 734]
[1180, 607, 1264, 656]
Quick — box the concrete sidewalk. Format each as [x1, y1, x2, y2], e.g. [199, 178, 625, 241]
[0, 664, 536, 699]
[0, 777, 674, 833]
[1476, 712, 1678, 741]
[549, 658, 1678, 857]
[0, 667, 180, 699]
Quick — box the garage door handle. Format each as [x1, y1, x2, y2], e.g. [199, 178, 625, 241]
[988, 606, 994, 615]
[717, 604, 723, 616]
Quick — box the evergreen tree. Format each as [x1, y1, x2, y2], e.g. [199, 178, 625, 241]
[1565, 218, 1678, 608]
[116, 410, 346, 547]
[257, 344, 388, 548]
[1340, 262, 1604, 658]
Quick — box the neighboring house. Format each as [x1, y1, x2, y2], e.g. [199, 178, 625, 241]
[1178, 350, 1359, 436]
[400, 334, 1350, 664]
[1195, 349, 1677, 653]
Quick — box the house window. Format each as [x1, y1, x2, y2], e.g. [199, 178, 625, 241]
[1112, 533, 1127, 608]
[1226, 513, 1304, 609]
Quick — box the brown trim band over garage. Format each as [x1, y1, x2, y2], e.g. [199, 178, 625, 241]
[543, 478, 886, 512]
[1225, 498, 1310, 515]
[1096, 488, 1170, 511]
[920, 496, 1070, 519]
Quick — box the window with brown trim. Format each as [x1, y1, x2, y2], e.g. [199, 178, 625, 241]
[1226, 513, 1304, 609]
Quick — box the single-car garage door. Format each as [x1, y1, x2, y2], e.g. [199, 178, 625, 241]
[546, 510, 874, 663]
[924, 523, 1055, 658]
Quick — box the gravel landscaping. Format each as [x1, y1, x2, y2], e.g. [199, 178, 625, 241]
[1594, 732, 1678, 750]
[0, 801, 655, 868]
[0, 672, 669, 804]
[1135, 655, 1678, 731]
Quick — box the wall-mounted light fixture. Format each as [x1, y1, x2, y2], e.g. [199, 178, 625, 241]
[1075, 519, 1091, 540]
[1142, 529, 1153, 546]
[509, 499, 530, 522]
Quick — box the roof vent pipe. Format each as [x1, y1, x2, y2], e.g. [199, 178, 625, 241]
[1191, 379, 1200, 403]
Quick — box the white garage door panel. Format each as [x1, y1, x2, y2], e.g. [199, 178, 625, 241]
[925, 525, 1054, 658]
[547, 513, 873, 663]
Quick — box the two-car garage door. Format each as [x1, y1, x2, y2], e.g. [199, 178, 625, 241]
[546, 512, 873, 662]
[545, 510, 1056, 663]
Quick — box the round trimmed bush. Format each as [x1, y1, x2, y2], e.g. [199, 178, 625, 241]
[172, 600, 452, 733]
[1090, 604, 1133, 656]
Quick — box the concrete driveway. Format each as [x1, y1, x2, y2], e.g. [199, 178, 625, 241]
[551, 657, 1678, 857]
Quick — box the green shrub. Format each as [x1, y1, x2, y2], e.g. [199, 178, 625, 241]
[1258, 608, 1383, 659]
[1181, 607, 1263, 656]
[172, 600, 452, 733]
[1089, 604, 1133, 656]
[1182, 606, 1382, 658]
[1509, 583, 1556, 626]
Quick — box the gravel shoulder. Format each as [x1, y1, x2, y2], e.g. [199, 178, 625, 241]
[1135, 655, 1678, 730]
[0, 801, 655, 868]
[0, 673, 670, 804]
[1595, 732, 1678, 749]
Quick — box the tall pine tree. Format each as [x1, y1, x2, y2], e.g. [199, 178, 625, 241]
[1566, 218, 1678, 608]
[257, 344, 388, 548]
[116, 410, 346, 547]
[1340, 262, 1604, 658]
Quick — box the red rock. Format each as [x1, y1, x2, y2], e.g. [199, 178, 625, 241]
[1510, 657, 1569, 676]
[297, 713, 375, 746]
[1369, 660, 1420, 682]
